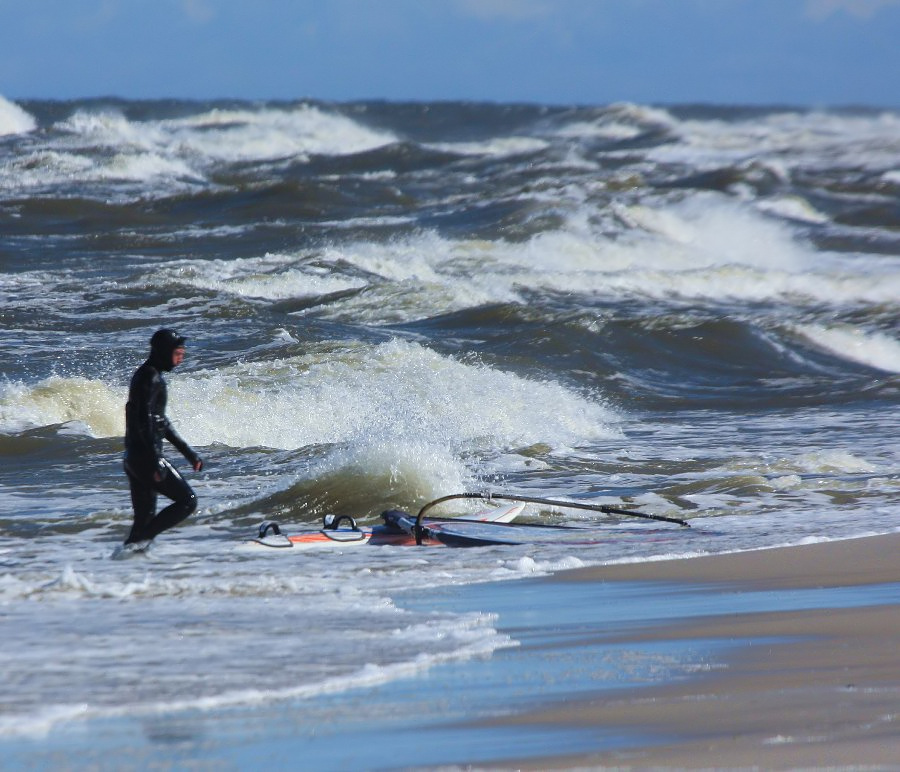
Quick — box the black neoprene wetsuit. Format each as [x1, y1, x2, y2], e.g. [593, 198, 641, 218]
[123, 332, 200, 544]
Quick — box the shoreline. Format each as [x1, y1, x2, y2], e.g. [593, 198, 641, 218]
[4, 533, 899, 770]
[477, 532, 900, 769]
[557, 530, 900, 589]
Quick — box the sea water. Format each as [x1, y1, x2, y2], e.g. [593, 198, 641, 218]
[1, 96, 898, 757]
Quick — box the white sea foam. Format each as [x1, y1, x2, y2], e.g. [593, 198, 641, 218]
[59, 110, 152, 146]
[555, 120, 643, 141]
[0, 95, 36, 136]
[173, 339, 619, 496]
[215, 203, 895, 331]
[0, 341, 618, 500]
[790, 450, 878, 474]
[0, 590, 509, 738]
[741, 449, 882, 478]
[176, 339, 620, 452]
[172, 104, 397, 160]
[0, 147, 202, 195]
[428, 136, 549, 157]
[562, 195, 898, 305]
[0, 104, 396, 198]
[1, 559, 401, 602]
[493, 554, 587, 578]
[794, 324, 900, 373]
[296, 193, 900, 323]
[612, 194, 812, 271]
[165, 253, 367, 300]
[552, 103, 676, 145]
[58, 104, 396, 165]
[103, 151, 201, 183]
[0, 376, 123, 436]
[756, 195, 830, 224]
[0, 150, 93, 192]
[650, 109, 900, 172]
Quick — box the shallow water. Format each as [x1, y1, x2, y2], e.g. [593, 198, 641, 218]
[6, 576, 899, 770]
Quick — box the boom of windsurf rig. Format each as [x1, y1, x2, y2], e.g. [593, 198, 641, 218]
[412, 492, 689, 545]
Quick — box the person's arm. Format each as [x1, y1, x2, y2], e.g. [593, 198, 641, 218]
[162, 420, 203, 471]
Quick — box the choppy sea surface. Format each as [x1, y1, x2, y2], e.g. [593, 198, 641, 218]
[1, 95, 898, 751]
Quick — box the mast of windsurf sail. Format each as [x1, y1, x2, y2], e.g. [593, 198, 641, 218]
[414, 492, 690, 545]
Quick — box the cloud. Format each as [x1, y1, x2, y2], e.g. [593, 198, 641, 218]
[805, 0, 900, 20]
[454, 0, 552, 22]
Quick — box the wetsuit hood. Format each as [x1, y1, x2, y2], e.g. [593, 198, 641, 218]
[149, 328, 186, 372]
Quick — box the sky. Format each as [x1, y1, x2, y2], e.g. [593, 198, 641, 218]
[1, 0, 899, 107]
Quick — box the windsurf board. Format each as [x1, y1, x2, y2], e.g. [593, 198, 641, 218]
[245, 502, 525, 550]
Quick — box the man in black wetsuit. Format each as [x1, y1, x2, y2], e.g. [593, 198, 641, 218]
[122, 329, 203, 549]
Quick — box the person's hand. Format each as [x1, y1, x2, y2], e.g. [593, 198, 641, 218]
[193, 458, 204, 473]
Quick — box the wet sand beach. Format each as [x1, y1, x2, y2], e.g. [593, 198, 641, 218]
[479, 533, 900, 770]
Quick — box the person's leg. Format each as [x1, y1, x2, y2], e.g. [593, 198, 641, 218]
[142, 458, 197, 540]
[124, 463, 157, 545]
